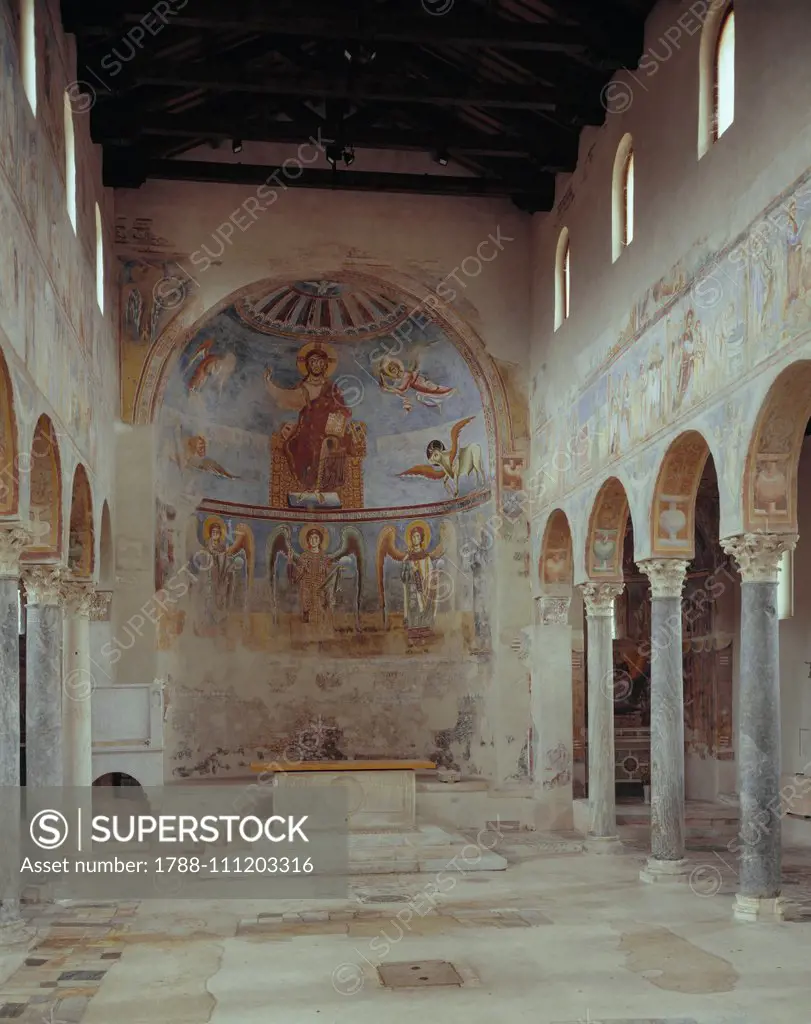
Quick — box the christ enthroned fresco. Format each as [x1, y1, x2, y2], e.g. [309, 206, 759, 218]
[156, 277, 491, 516]
[264, 341, 366, 509]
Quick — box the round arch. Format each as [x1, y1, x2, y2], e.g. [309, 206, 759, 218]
[539, 508, 574, 588]
[650, 429, 712, 559]
[68, 464, 95, 577]
[99, 500, 114, 588]
[0, 343, 18, 516]
[585, 476, 631, 581]
[24, 414, 62, 559]
[131, 270, 516, 475]
[742, 359, 811, 534]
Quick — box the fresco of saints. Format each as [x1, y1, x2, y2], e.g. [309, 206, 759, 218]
[375, 355, 455, 413]
[672, 308, 703, 411]
[785, 198, 803, 311]
[267, 524, 363, 635]
[192, 517, 253, 636]
[376, 520, 453, 638]
[264, 342, 360, 496]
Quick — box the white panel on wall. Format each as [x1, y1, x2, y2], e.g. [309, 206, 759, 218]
[92, 685, 151, 744]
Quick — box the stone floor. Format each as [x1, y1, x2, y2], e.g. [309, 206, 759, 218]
[1, 827, 810, 1023]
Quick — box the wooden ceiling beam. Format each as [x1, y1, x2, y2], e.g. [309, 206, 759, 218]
[63, 1, 592, 54]
[103, 152, 556, 209]
[125, 66, 561, 111]
[91, 108, 565, 162]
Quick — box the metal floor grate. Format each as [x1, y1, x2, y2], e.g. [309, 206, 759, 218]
[378, 961, 463, 989]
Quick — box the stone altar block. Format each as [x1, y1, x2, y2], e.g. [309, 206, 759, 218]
[271, 768, 417, 831]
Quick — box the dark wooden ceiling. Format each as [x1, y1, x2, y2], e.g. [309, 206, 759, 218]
[62, 0, 656, 211]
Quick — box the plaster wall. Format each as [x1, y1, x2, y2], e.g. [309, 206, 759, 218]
[113, 182, 533, 786]
[0, 0, 117, 556]
[529, 0, 811, 809]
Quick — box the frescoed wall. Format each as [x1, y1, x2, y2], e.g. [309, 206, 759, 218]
[132, 274, 526, 779]
[533, 166, 811, 568]
[0, 0, 115, 562]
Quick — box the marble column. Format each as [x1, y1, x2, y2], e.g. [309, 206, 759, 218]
[722, 532, 798, 923]
[22, 567, 65, 788]
[582, 582, 624, 852]
[0, 529, 31, 944]
[62, 580, 96, 787]
[638, 558, 690, 884]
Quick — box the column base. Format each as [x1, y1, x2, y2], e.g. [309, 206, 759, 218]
[639, 857, 691, 884]
[733, 894, 786, 923]
[584, 834, 624, 855]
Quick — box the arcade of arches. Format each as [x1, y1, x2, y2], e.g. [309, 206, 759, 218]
[2, 0, 811, 1020]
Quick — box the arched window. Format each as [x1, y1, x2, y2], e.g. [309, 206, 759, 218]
[95, 203, 104, 313]
[21, 0, 36, 114]
[64, 91, 77, 232]
[554, 227, 570, 330]
[714, 6, 735, 141]
[698, 3, 735, 157]
[611, 134, 634, 261]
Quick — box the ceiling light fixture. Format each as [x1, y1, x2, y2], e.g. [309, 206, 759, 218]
[232, 139, 243, 154]
[433, 149, 449, 166]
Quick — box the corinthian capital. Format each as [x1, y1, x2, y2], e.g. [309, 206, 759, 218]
[722, 533, 798, 583]
[61, 579, 96, 617]
[580, 581, 624, 617]
[638, 558, 690, 599]
[536, 595, 571, 626]
[89, 590, 113, 622]
[0, 528, 32, 578]
[22, 566, 65, 606]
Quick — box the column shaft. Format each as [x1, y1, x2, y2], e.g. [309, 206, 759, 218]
[738, 579, 781, 897]
[649, 594, 686, 860]
[582, 583, 623, 848]
[638, 559, 689, 884]
[723, 532, 797, 922]
[63, 588, 94, 787]
[0, 576, 20, 787]
[0, 529, 31, 940]
[23, 569, 64, 788]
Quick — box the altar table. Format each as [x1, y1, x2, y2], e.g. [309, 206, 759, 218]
[250, 760, 435, 830]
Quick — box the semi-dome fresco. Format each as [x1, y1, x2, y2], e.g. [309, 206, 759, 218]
[154, 275, 499, 663]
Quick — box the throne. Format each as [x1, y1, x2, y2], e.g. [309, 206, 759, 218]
[270, 420, 367, 509]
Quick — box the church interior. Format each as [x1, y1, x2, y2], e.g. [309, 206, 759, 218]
[1, 0, 811, 1020]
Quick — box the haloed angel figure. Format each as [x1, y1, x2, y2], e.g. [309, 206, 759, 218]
[374, 348, 455, 414]
[267, 524, 364, 635]
[192, 516, 253, 636]
[376, 520, 453, 639]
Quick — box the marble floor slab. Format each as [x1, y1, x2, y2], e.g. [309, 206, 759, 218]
[1, 839, 808, 1023]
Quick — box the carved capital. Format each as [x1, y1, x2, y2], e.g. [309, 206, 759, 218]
[721, 533, 798, 583]
[638, 558, 690, 599]
[89, 590, 113, 622]
[22, 566, 65, 606]
[0, 528, 32, 578]
[536, 595, 571, 626]
[580, 582, 623, 617]
[61, 580, 96, 618]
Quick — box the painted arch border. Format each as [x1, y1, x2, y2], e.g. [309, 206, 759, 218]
[131, 269, 517, 501]
[740, 351, 811, 535]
